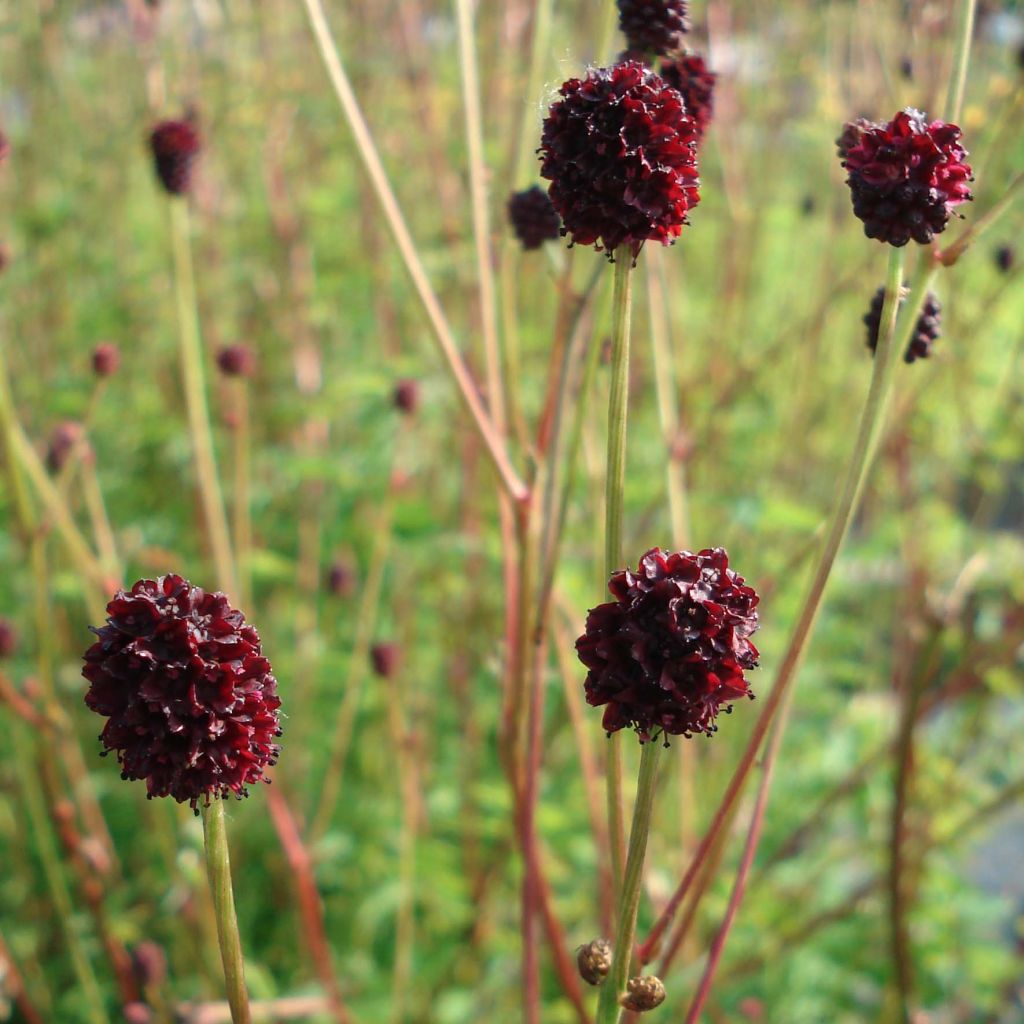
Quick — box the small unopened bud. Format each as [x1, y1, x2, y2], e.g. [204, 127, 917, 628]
[620, 975, 666, 1012]
[370, 642, 400, 679]
[216, 344, 255, 378]
[123, 1002, 153, 1024]
[576, 938, 612, 985]
[0, 618, 17, 658]
[393, 379, 420, 415]
[0, 243, 10, 273]
[92, 343, 121, 377]
[0, 132, 9, 164]
[46, 421, 85, 473]
[995, 245, 1015, 274]
[326, 560, 355, 598]
[131, 940, 168, 989]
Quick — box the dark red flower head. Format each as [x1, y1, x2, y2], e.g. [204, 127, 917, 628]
[659, 53, 716, 140]
[149, 120, 201, 196]
[216, 344, 255, 378]
[994, 244, 1015, 274]
[370, 642, 400, 679]
[507, 186, 562, 250]
[539, 61, 701, 257]
[0, 618, 17, 658]
[576, 547, 758, 742]
[46, 421, 86, 473]
[92, 342, 121, 378]
[82, 575, 281, 810]
[617, 0, 689, 57]
[839, 108, 973, 246]
[863, 284, 942, 364]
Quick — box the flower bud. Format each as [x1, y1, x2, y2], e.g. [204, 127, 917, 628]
[576, 938, 612, 985]
[620, 975, 666, 1012]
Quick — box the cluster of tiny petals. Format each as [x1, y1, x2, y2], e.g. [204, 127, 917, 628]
[539, 61, 701, 257]
[149, 120, 201, 195]
[659, 53, 716, 139]
[617, 0, 689, 57]
[576, 547, 759, 742]
[840, 107, 972, 246]
[82, 575, 281, 810]
[863, 285, 942, 364]
[507, 186, 562, 249]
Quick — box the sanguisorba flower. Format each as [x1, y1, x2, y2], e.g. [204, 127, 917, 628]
[507, 185, 562, 250]
[863, 284, 942, 364]
[839, 108, 973, 246]
[617, 0, 689, 58]
[576, 548, 758, 741]
[659, 52, 716, 141]
[149, 119, 201, 196]
[539, 61, 701, 257]
[83, 575, 281, 810]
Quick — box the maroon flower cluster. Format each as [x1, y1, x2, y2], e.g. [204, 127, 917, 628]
[659, 53, 716, 140]
[576, 548, 759, 742]
[507, 186, 562, 250]
[617, 0, 689, 57]
[83, 575, 281, 809]
[149, 120, 201, 196]
[839, 108, 972, 246]
[216, 344, 255, 378]
[539, 62, 701, 257]
[863, 285, 942, 364]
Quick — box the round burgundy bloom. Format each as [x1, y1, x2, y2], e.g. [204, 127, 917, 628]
[326, 560, 355, 598]
[131, 941, 167, 989]
[0, 618, 17, 658]
[539, 62, 701, 257]
[617, 0, 689, 57]
[82, 575, 281, 810]
[92, 342, 121, 378]
[215, 344, 255, 379]
[149, 120, 200, 196]
[393, 379, 420, 415]
[507, 186, 562, 250]
[576, 547, 758, 742]
[863, 284, 942, 364]
[840, 108, 973, 246]
[659, 53, 716, 140]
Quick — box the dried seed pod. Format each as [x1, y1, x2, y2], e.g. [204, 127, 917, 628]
[620, 975, 666, 1012]
[576, 938, 612, 985]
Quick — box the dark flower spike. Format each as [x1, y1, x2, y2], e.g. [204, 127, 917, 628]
[83, 575, 281, 811]
[92, 343, 121, 377]
[576, 547, 758, 742]
[617, 0, 689, 58]
[839, 108, 973, 246]
[507, 185, 562, 249]
[659, 52, 716, 140]
[149, 120, 201, 196]
[863, 284, 942, 364]
[216, 344, 255, 378]
[393, 379, 420, 415]
[539, 61, 701, 258]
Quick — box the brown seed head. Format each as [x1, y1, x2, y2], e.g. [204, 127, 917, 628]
[576, 938, 613, 985]
[620, 975, 666, 1012]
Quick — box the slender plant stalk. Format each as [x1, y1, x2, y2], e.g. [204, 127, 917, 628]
[201, 800, 252, 1024]
[939, 169, 1024, 267]
[641, 245, 909, 966]
[169, 200, 238, 597]
[455, 0, 505, 436]
[595, 741, 661, 1024]
[298, 0, 526, 502]
[604, 251, 634, 891]
[231, 380, 253, 606]
[944, 0, 977, 125]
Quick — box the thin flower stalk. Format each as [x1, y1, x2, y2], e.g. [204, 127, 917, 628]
[642, 245, 909, 966]
[169, 201, 238, 598]
[201, 800, 252, 1024]
[944, 0, 978, 126]
[298, 0, 527, 503]
[604, 251, 634, 889]
[595, 741, 661, 1024]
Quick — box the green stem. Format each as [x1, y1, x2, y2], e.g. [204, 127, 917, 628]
[595, 741, 661, 1024]
[604, 250, 634, 892]
[169, 200, 238, 597]
[201, 800, 252, 1024]
[944, 0, 977, 125]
